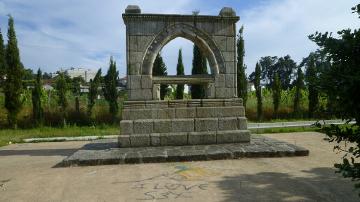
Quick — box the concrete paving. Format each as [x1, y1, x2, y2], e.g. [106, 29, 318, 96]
[0, 132, 358, 202]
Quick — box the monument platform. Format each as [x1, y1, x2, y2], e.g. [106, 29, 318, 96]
[60, 135, 309, 167]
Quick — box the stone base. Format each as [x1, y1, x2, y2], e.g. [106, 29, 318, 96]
[60, 135, 309, 167]
[118, 130, 250, 147]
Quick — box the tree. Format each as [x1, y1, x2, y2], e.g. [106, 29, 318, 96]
[71, 76, 84, 113]
[153, 53, 168, 100]
[272, 73, 281, 118]
[191, 45, 208, 99]
[276, 55, 297, 90]
[0, 28, 6, 87]
[293, 67, 304, 117]
[103, 57, 119, 121]
[310, 4, 360, 195]
[55, 72, 69, 111]
[88, 69, 102, 116]
[4, 15, 24, 128]
[259, 56, 278, 87]
[175, 49, 185, 99]
[32, 69, 44, 126]
[237, 26, 248, 107]
[254, 62, 262, 121]
[303, 53, 319, 118]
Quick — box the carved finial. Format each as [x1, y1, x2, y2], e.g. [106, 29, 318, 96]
[219, 7, 236, 17]
[125, 5, 141, 14]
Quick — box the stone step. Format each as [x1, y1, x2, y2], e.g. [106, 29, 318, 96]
[122, 106, 245, 120]
[118, 130, 250, 147]
[120, 117, 247, 135]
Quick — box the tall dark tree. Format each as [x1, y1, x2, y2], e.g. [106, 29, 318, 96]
[303, 53, 319, 118]
[176, 49, 185, 99]
[4, 15, 24, 128]
[293, 67, 304, 117]
[254, 62, 262, 121]
[310, 4, 360, 194]
[272, 72, 281, 118]
[237, 26, 248, 107]
[55, 72, 69, 111]
[32, 69, 44, 126]
[71, 76, 84, 113]
[153, 53, 168, 100]
[259, 56, 278, 87]
[276, 55, 297, 90]
[0, 29, 6, 87]
[191, 45, 208, 99]
[103, 57, 119, 121]
[88, 69, 102, 116]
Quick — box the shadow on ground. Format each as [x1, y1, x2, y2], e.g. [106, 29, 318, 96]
[216, 167, 358, 202]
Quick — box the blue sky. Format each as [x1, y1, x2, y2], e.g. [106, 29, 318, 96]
[0, 0, 359, 77]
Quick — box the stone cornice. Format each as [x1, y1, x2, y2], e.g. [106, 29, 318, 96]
[122, 13, 239, 23]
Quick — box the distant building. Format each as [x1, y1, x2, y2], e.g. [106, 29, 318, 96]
[55, 67, 97, 82]
[118, 76, 127, 87]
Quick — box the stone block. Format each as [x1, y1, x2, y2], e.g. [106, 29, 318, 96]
[195, 118, 218, 132]
[120, 120, 133, 135]
[238, 117, 248, 129]
[122, 109, 155, 120]
[225, 62, 236, 74]
[172, 119, 194, 132]
[169, 100, 187, 108]
[160, 133, 188, 146]
[218, 117, 238, 130]
[152, 84, 160, 100]
[118, 135, 131, 147]
[187, 99, 201, 107]
[213, 36, 227, 51]
[215, 87, 226, 98]
[128, 75, 141, 89]
[223, 51, 235, 62]
[137, 36, 153, 51]
[215, 74, 225, 88]
[128, 63, 141, 75]
[206, 83, 215, 99]
[201, 99, 224, 107]
[129, 36, 138, 52]
[226, 37, 235, 51]
[213, 22, 234, 36]
[130, 134, 150, 147]
[134, 120, 153, 134]
[141, 75, 152, 89]
[225, 74, 235, 88]
[145, 100, 168, 108]
[150, 133, 161, 146]
[129, 51, 143, 63]
[217, 130, 250, 143]
[157, 108, 175, 119]
[218, 106, 245, 117]
[153, 119, 172, 133]
[196, 107, 217, 118]
[175, 108, 196, 118]
[188, 131, 216, 145]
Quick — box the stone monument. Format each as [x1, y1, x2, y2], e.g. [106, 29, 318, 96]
[119, 5, 250, 147]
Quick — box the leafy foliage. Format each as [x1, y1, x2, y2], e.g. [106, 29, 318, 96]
[4, 16, 24, 128]
[237, 26, 248, 107]
[55, 72, 69, 111]
[0, 28, 5, 86]
[293, 67, 304, 117]
[153, 53, 168, 100]
[255, 62, 262, 121]
[87, 69, 102, 116]
[176, 49, 185, 99]
[310, 4, 360, 195]
[272, 73, 281, 118]
[103, 57, 119, 121]
[32, 69, 44, 126]
[191, 44, 208, 99]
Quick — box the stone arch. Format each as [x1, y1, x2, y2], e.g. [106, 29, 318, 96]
[142, 23, 224, 76]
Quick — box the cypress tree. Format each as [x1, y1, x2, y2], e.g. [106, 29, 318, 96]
[272, 72, 281, 118]
[153, 53, 168, 100]
[71, 76, 83, 113]
[4, 15, 24, 128]
[191, 45, 208, 99]
[236, 26, 248, 107]
[87, 69, 102, 116]
[0, 29, 6, 86]
[103, 57, 119, 121]
[55, 72, 69, 111]
[255, 62, 262, 121]
[32, 68, 44, 126]
[293, 67, 304, 117]
[305, 56, 319, 118]
[176, 49, 185, 99]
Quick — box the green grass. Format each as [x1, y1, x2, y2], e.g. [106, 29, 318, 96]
[250, 126, 321, 134]
[0, 125, 119, 147]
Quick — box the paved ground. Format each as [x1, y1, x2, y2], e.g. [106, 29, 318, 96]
[0, 132, 358, 202]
